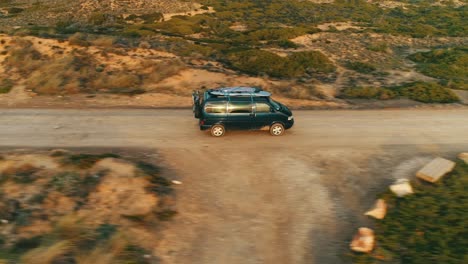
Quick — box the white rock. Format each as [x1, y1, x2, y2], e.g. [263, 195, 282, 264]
[0, 219, 8, 224]
[390, 179, 414, 197]
[365, 199, 387, 220]
[458, 153, 468, 164]
[416, 157, 455, 183]
[350, 227, 375, 253]
[172, 180, 182, 185]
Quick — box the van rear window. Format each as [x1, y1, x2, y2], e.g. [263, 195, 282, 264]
[204, 102, 227, 113]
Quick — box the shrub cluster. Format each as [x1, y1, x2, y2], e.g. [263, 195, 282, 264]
[408, 47, 467, 90]
[201, 0, 466, 37]
[340, 86, 397, 100]
[225, 49, 335, 78]
[0, 79, 14, 94]
[341, 82, 460, 103]
[398, 82, 460, 103]
[344, 61, 377, 74]
[0, 152, 175, 263]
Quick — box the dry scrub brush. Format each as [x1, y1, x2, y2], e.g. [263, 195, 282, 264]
[3, 37, 186, 95]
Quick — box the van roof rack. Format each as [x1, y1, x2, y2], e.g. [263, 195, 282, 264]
[208, 86, 271, 97]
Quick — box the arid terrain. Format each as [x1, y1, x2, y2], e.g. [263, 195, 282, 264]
[0, 1, 466, 108]
[1, 108, 467, 263]
[0, 33, 466, 109]
[0, 0, 467, 263]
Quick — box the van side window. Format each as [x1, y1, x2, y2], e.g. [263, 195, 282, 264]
[228, 102, 252, 114]
[256, 103, 272, 113]
[204, 102, 227, 114]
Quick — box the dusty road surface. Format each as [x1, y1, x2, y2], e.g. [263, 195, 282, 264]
[1, 109, 468, 264]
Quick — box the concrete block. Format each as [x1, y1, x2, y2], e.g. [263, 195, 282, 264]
[350, 227, 375, 253]
[416, 157, 455, 183]
[458, 153, 468, 164]
[365, 199, 387, 220]
[390, 179, 413, 197]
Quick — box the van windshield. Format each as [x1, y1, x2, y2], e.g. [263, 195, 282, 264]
[269, 99, 281, 110]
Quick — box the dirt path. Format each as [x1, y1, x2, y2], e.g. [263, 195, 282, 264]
[1, 109, 467, 263]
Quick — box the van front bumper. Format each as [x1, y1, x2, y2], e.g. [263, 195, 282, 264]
[285, 119, 294, 129]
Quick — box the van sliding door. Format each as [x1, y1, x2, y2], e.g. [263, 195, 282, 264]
[226, 101, 254, 129]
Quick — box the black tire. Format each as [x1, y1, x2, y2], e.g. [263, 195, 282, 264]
[210, 124, 225, 137]
[270, 123, 285, 136]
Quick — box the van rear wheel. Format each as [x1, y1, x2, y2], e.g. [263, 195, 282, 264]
[211, 124, 225, 137]
[270, 123, 285, 136]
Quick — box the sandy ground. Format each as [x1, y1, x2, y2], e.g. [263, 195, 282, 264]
[1, 109, 467, 264]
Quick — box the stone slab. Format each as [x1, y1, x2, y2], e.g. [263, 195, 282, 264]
[390, 179, 413, 197]
[416, 157, 455, 183]
[350, 227, 375, 253]
[458, 153, 468, 164]
[365, 199, 387, 220]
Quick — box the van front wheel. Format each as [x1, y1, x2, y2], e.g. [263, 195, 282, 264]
[211, 125, 225, 137]
[270, 123, 285, 136]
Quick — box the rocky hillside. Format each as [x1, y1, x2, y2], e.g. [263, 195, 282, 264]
[0, 0, 199, 27]
[0, 0, 466, 107]
[78, 0, 198, 14]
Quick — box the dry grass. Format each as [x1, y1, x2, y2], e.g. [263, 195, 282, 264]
[0, 152, 171, 264]
[4, 38, 43, 75]
[2, 36, 186, 95]
[75, 233, 127, 264]
[26, 55, 79, 94]
[68, 33, 90, 47]
[270, 85, 323, 100]
[146, 59, 186, 84]
[1, 163, 39, 183]
[53, 215, 92, 242]
[20, 241, 72, 264]
[90, 36, 116, 48]
[107, 73, 141, 89]
[0, 79, 14, 94]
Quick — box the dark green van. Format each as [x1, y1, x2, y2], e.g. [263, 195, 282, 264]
[192, 87, 294, 137]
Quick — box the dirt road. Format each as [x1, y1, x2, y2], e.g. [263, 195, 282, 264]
[1, 109, 467, 264]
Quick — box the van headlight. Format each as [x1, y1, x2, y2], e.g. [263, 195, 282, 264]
[288, 116, 293, 121]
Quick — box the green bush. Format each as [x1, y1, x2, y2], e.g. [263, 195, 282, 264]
[154, 16, 206, 35]
[0, 79, 14, 94]
[290, 51, 336, 73]
[7, 7, 24, 14]
[226, 49, 296, 78]
[140, 12, 164, 24]
[243, 27, 308, 42]
[353, 161, 468, 264]
[49, 172, 83, 196]
[345, 61, 377, 74]
[341, 82, 459, 103]
[274, 40, 299, 49]
[88, 12, 107, 26]
[408, 47, 467, 90]
[367, 42, 389, 53]
[398, 82, 460, 103]
[225, 49, 334, 78]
